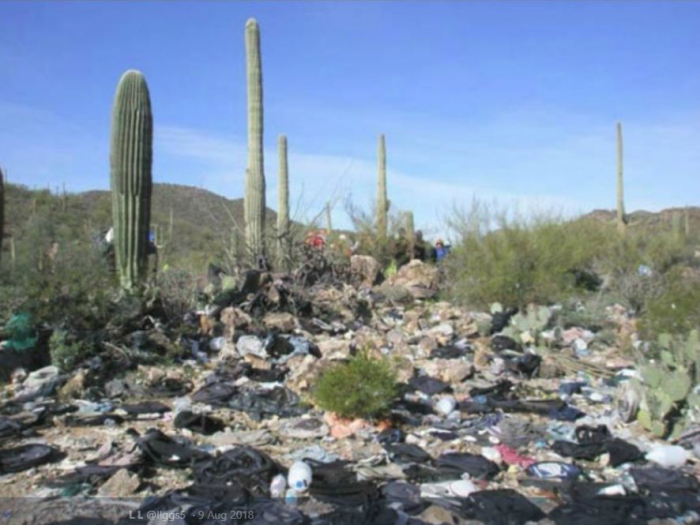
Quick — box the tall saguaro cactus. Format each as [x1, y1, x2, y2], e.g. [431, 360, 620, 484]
[405, 210, 415, 255]
[277, 134, 290, 265]
[245, 18, 266, 263]
[616, 122, 627, 235]
[0, 168, 4, 266]
[110, 70, 153, 291]
[326, 202, 333, 233]
[376, 134, 388, 240]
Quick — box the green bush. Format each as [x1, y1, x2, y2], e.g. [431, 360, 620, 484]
[639, 272, 700, 340]
[445, 202, 609, 308]
[444, 200, 699, 310]
[313, 351, 399, 419]
[50, 330, 89, 372]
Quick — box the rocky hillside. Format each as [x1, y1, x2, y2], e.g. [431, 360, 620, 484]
[2, 183, 283, 270]
[581, 206, 700, 233]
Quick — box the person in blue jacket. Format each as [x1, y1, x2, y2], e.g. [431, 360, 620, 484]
[435, 239, 451, 264]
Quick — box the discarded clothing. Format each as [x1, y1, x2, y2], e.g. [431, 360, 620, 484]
[469, 380, 514, 400]
[306, 459, 379, 507]
[495, 417, 545, 450]
[457, 489, 546, 525]
[435, 452, 499, 480]
[430, 345, 469, 359]
[630, 466, 700, 493]
[136, 429, 209, 468]
[173, 411, 225, 435]
[548, 494, 649, 525]
[47, 465, 121, 488]
[146, 377, 192, 397]
[192, 446, 279, 498]
[191, 382, 237, 405]
[228, 386, 306, 420]
[409, 375, 451, 395]
[504, 353, 541, 377]
[526, 461, 581, 480]
[0, 444, 64, 474]
[377, 428, 404, 446]
[121, 401, 170, 416]
[381, 481, 428, 515]
[552, 425, 643, 467]
[384, 443, 432, 465]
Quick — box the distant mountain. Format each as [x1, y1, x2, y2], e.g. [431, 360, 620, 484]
[580, 206, 700, 232]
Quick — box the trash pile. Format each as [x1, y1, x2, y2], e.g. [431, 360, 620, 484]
[0, 259, 699, 524]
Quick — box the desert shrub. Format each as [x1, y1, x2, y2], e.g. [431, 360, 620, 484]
[345, 196, 410, 267]
[0, 210, 119, 355]
[49, 329, 89, 372]
[639, 271, 700, 340]
[445, 201, 609, 308]
[153, 268, 201, 321]
[313, 350, 399, 419]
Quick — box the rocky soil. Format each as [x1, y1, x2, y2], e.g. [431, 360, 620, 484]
[0, 260, 698, 524]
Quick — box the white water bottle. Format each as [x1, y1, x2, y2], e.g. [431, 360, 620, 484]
[645, 444, 689, 468]
[270, 474, 287, 498]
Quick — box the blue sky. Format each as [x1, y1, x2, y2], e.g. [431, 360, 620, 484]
[1, 1, 699, 236]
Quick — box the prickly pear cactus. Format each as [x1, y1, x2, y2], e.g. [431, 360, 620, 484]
[633, 330, 700, 438]
[502, 305, 552, 342]
[110, 70, 153, 291]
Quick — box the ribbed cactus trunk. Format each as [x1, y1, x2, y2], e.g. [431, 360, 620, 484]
[110, 70, 153, 291]
[326, 202, 332, 233]
[277, 134, 290, 269]
[377, 134, 388, 241]
[405, 210, 415, 257]
[616, 122, 626, 235]
[672, 212, 682, 240]
[0, 168, 4, 267]
[684, 207, 691, 237]
[245, 18, 266, 264]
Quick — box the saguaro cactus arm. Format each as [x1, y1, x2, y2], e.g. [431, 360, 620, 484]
[110, 70, 153, 291]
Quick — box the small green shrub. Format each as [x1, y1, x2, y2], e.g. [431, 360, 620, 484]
[639, 272, 700, 340]
[50, 330, 88, 372]
[313, 351, 399, 419]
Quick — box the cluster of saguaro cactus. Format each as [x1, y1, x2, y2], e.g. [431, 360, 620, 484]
[633, 331, 700, 438]
[110, 70, 153, 291]
[376, 134, 389, 240]
[616, 122, 627, 235]
[0, 168, 4, 266]
[277, 134, 290, 267]
[245, 18, 266, 264]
